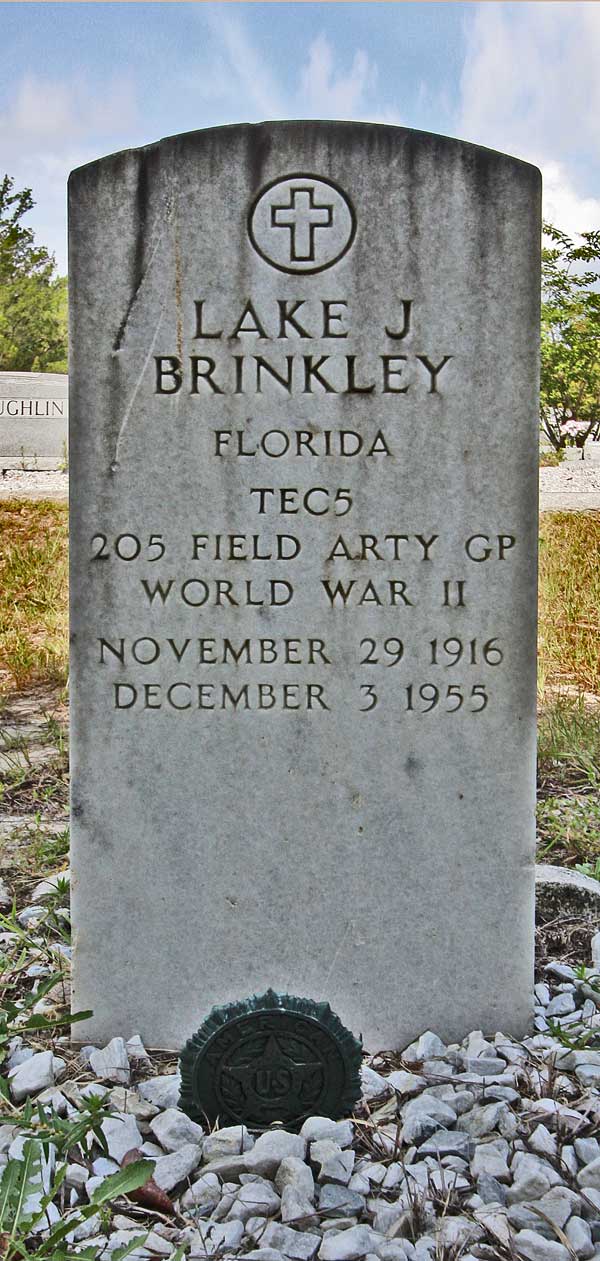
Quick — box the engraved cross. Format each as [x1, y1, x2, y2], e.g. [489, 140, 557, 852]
[271, 187, 334, 262]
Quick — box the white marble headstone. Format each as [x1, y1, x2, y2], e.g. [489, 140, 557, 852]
[0, 372, 68, 462]
[69, 123, 540, 1050]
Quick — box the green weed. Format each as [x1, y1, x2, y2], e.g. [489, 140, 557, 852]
[537, 795, 600, 865]
[576, 858, 600, 881]
[32, 827, 69, 869]
[0, 1142, 154, 1260]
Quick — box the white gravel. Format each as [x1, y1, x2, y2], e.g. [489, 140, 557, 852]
[1, 465, 600, 505]
[0, 468, 68, 498]
[6, 957, 600, 1260]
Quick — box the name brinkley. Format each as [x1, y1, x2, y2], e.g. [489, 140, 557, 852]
[152, 298, 453, 396]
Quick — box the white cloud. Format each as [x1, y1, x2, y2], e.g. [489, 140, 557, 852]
[11, 78, 76, 141]
[542, 161, 600, 237]
[296, 32, 401, 124]
[202, 10, 284, 118]
[0, 73, 139, 272]
[5, 73, 137, 146]
[2, 20, 401, 274]
[299, 33, 373, 118]
[199, 12, 400, 126]
[296, 33, 401, 125]
[460, 3, 600, 159]
[458, 3, 600, 234]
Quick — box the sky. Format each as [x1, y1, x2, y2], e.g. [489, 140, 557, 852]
[2, 0, 600, 274]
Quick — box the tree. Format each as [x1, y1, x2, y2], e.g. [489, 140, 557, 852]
[0, 174, 67, 373]
[541, 223, 600, 451]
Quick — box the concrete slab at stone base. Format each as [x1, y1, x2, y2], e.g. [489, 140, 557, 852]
[540, 495, 600, 511]
[536, 864, 600, 926]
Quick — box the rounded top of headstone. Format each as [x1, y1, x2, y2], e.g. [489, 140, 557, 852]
[69, 119, 541, 187]
[179, 990, 362, 1132]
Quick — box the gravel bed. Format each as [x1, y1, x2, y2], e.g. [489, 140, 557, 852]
[1, 466, 600, 504]
[0, 467, 68, 498]
[4, 946, 600, 1260]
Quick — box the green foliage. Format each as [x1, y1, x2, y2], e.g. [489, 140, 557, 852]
[0, 1140, 153, 1260]
[0, 1136, 47, 1245]
[546, 1017, 600, 1050]
[541, 222, 600, 451]
[32, 827, 70, 870]
[11, 1094, 110, 1161]
[0, 895, 164, 1259]
[576, 857, 600, 881]
[0, 175, 67, 373]
[0, 969, 91, 1077]
[536, 696, 600, 869]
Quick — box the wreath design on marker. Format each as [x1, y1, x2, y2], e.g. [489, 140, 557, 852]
[179, 988, 362, 1130]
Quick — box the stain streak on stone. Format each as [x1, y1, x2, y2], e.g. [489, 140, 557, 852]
[113, 157, 150, 354]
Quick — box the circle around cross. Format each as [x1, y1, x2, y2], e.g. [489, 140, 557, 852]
[248, 173, 356, 275]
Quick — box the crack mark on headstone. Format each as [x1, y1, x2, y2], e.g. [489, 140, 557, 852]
[112, 205, 170, 354]
[321, 921, 354, 988]
[174, 221, 183, 362]
[112, 310, 164, 468]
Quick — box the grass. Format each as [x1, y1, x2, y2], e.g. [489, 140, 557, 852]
[32, 821, 70, 867]
[537, 696, 600, 869]
[538, 695, 600, 793]
[537, 795, 600, 865]
[539, 511, 600, 695]
[540, 447, 564, 466]
[0, 745, 69, 817]
[0, 500, 68, 695]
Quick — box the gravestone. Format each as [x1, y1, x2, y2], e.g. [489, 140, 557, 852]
[0, 371, 68, 464]
[69, 122, 540, 1051]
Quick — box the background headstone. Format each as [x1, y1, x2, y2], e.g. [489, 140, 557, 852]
[69, 122, 540, 1050]
[0, 372, 68, 465]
